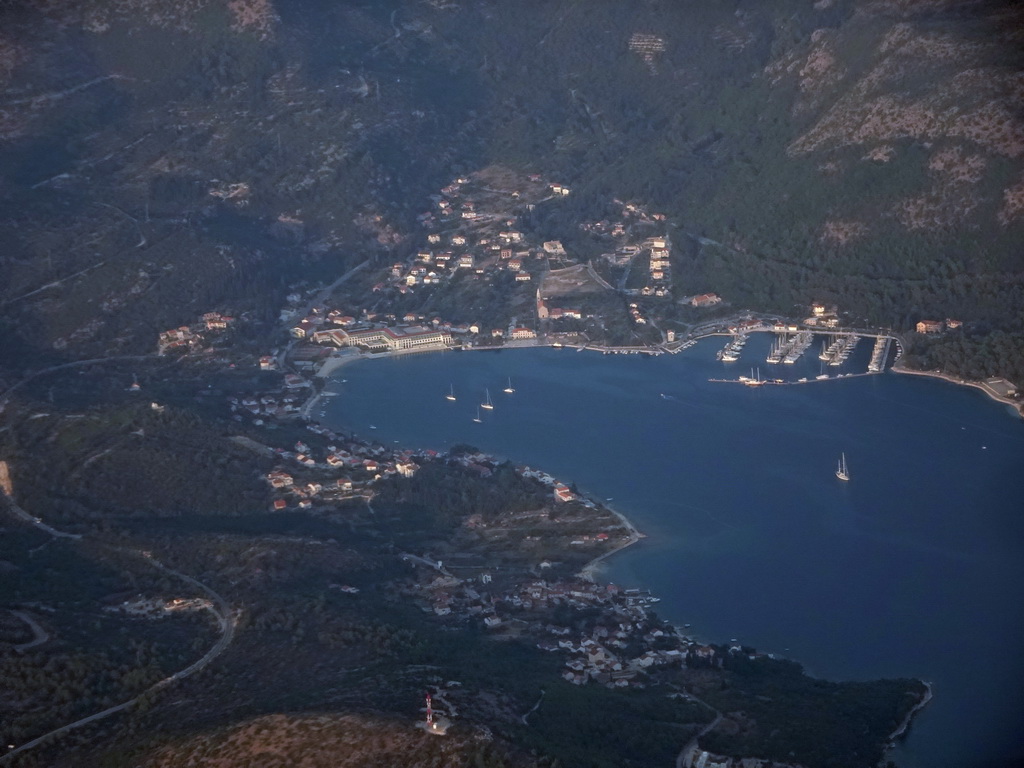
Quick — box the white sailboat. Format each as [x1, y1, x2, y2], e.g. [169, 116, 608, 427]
[445, 384, 456, 401]
[481, 389, 494, 410]
[472, 406, 483, 423]
[503, 377, 515, 394]
[835, 452, 850, 481]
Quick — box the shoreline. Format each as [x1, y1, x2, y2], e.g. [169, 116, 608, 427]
[578, 502, 645, 582]
[892, 365, 1023, 417]
[886, 681, 934, 749]
[305, 337, 1021, 582]
[304, 334, 946, 761]
[308, 343, 649, 581]
[309, 329, 1020, 419]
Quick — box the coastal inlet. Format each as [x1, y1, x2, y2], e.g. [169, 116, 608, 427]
[322, 341, 1024, 768]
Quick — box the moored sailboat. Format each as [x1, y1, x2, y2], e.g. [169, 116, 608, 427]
[503, 378, 515, 394]
[836, 452, 850, 481]
[481, 389, 494, 410]
[445, 384, 456, 401]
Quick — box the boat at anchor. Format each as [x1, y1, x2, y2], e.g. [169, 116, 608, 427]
[836, 452, 850, 481]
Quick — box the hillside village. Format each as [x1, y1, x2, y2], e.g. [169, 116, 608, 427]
[277, 168, 691, 358]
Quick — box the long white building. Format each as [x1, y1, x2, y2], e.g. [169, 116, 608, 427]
[312, 325, 452, 352]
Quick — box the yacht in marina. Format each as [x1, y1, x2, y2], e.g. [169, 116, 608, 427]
[740, 367, 766, 386]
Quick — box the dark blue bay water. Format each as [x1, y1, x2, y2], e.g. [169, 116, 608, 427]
[321, 338, 1024, 768]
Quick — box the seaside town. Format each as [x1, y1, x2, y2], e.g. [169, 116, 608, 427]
[153, 165, 1020, 411]
[150, 164, 1020, 416]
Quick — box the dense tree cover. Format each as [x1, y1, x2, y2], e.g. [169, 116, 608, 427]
[697, 654, 925, 768]
[521, 683, 709, 768]
[0, 401, 269, 524]
[0, 395, 923, 768]
[904, 329, 1024, 386]
[0, 4, 988, 765]
[372, 461, 551, 538]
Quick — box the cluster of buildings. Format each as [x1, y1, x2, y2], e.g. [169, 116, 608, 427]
[536, 296, 587, 327]
[104, 595, 213, 618]
[628, 302, 648, 325]
[292, 314, 540, 357]
[286, 305, 461, 356]
[312, 325, 453, 353]
[803, 302, 841, 328]
[261, 432, 428, 511]
[405, 558, 749, 694]
[231, 393, 307, 422]
[915, 318, 962, 334]
[584, 200, 674, 296]
[157, 311, 236, 354]
[281, 172, 594, 354]
[384, 230, 539, 291]
[515, 465, 584, 504]
[406, 174, 574, 288]
[641, 236, 672, 297]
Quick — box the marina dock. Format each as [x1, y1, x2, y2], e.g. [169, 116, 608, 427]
[868, 336, 891, 372]
[716, 334, 748, 362]
[818, 333, 860, 366]
[782, 331, 813, 364]
[766, 331, 813, 364]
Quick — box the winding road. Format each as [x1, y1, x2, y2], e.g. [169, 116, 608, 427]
[0, 498, 236, 764]
[11, 611, 49, 652]
[276, 258, 371, 370]
[0, 544, 236, 765]
[676, 706, 723, 768]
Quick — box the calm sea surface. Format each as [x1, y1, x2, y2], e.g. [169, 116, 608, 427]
[321, 336, 1024, 768]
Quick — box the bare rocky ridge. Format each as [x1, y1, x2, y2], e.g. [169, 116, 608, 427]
[775, 4, 1024, 230]
[142, 713, 524, 768]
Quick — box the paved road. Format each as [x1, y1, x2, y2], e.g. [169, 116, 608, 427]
[11, 611, 49, 652]
[399, 552, 454, 578]
[0, 354, 156, 416]
[1, 493, 81, 540]
[520, 689, 545, 725]
[676, 708, 723, 768]
[276, 259, 371, 369]
[1, 261, 107, 307]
